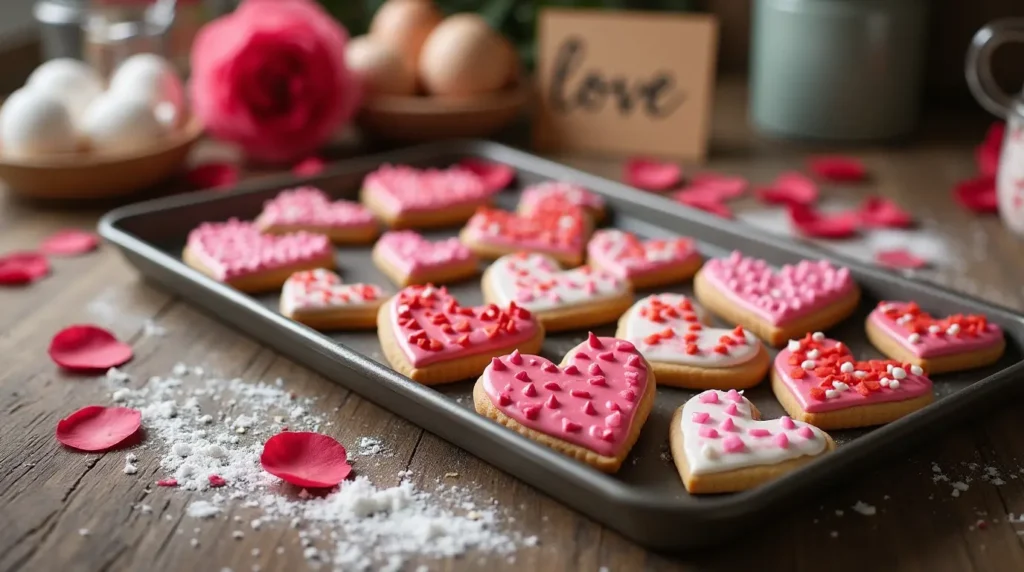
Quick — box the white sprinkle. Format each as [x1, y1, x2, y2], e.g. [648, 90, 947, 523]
[825, 389, 839, 399]
[891, 367, 907, 380]
[832, 381, 849, 392]
[928, 325, 941, 334]
[806, 349, 820, 360]
[886, 364, 894, 373]
[908, 333, 921, 344]
[853, 371, 867, 379]
[801, 360, 816, 370]
[840, 362, 854, 373]
[879, 378, 890, 387]
[910, 365, 924, 376]
[787, 340, 802, 352]
[852, 501, 876, 516]
[701, 444, 718, 459]
[811, 332, 825, 341]
[889, 380, 900, 390]
[947, 324, 961, 335]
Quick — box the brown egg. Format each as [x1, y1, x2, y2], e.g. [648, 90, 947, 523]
[369, 0, 443, 72]
[346, 35, 417, 97]
[418, 14, 515, 97]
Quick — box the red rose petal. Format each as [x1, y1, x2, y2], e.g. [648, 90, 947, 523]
[757, 172, 819, 206]
[624, 157, 683, 191]
[40, 230, 100, 256]
[875, 249, 928, 270]
[55, 405, 142, 451]
[260, 431, 351, 488]
[672, 189, 733, 218]
[953, 176, 998, 214]
[186, 162, 240, 190]
[457, 159, 515, 193]
[858, 196, 914, 228]
[292, 156, 326, 177]
[808, 155, 868, 182]
[686, 172, 748, 201]
[0, 251, 49, 285]
[787, 204, 859, 239]
[48, 324, 133, 371]
[208, 474, 227, 488]
[976, 122, 1005, 178]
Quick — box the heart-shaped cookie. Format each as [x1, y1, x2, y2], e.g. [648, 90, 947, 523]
[615, 294, 770, 389]
[517, 181, 605, 222]
[473, 333, 655, 473]
[459, 207, 591, 267]
[670, 389, 834, 494]
[377, 284, 544, 385]
[866, 301, 1005, 374]
[694, 251, 860, 347]
[254, 186, 378, 244]
[279, 269, 385, 330]
[361, 165, 493, 229]
[183, 219, 334, 293]
[482, 252, 632, 332]
[586, 230, 702, 289]
[372, 230, 479, 287]
[771, 332, 934, 429]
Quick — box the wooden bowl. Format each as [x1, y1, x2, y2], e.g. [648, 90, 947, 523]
[356, 82, 530, 142]
[0, 117, 203, 199]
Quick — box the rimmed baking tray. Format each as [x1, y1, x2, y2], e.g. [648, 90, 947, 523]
[99, 140, 1024, 550]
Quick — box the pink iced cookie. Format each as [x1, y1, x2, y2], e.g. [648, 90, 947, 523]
[517, 181, 606, 221]
[458, 207, 591, 267]
[771, 332, 934, 430]
[586, 229, 702, 288]
[360, 164, 494, 229]
[255, 186, 378, 244]
[372, 230, 479, 287]
[183, 219, 334, 293]
[694, 251, 861, 347]
[280, 268, 385, 330]
[474, 333, 655, 473]
[671, 389, 834, 493]
[377, 284, 543, 385]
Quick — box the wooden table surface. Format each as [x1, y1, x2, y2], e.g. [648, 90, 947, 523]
[4, 82, 1024, 572]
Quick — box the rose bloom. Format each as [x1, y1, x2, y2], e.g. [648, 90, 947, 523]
[190, 0, 360, 163]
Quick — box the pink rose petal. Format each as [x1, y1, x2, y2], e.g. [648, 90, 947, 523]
[292, 156, 326, 177]
[875, 249, 928, 269]
[952, 176, 998, 214]
[858, 196, 914, 228]
[808, 155, 868, 182]
[56, 406, 142, 452]
[685, 172, 748, 201]
[48, 324, 133, 371]
[757, 172, 819, 206]
[0, 251, 49, 285]
[186, 162, 240, 190]
[260, 431, 351, 488]
[787, 204, 859, 239]
[624, 158, 682, 191]
[976, 122, 1005, 178]
[39, 230, 100, 256]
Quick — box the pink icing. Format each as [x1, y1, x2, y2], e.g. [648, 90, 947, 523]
[774, 336, 932, 414]
[186, 219, 331, 281]
[518, 181, 604, 215]
[701, 251, 855, 326]
[375, 230, 475, 276]
[363, 165, 490, 216]
[255, 186, 375, 229]
[586, 229, 699, 279]
[388, 284, 538, 368]
[481, 334, 650, 458]
[868, 301, 1003, 358]
[281, 269, 383, 311]
[462, 207, 587, 258]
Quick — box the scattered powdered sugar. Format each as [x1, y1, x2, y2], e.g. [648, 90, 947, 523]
[355, 437, 390, 458]
[851, 501, 876, 516]
[187, 500, 221, 519]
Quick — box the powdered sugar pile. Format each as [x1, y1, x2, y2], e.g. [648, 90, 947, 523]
[105, 361, 529, 570]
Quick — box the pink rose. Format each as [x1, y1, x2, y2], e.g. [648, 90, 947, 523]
[189, 0, 360, 163]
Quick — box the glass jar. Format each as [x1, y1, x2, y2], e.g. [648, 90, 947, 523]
[83, 0, 171, 79]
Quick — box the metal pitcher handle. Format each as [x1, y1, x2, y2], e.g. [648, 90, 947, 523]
[966, 18, 1024, 117]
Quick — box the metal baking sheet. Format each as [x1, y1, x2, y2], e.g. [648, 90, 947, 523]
[99, 140, 1024, 551]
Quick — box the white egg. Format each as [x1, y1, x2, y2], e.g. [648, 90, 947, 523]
[80, 92, 167, 154]
[26, 58, 103, 123]
[108, 53, 186, 128]
[0, 88, 79, 158]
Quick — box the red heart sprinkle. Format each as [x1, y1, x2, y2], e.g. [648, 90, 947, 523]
[757, 172, 819, 206]
[457, 158, 515, 193]
[292, 156, 326, 177]
[623, 158, 682, 191]
[40, 229, 100, 256]
[55, 405, 142, 451]
[858, 196, 914, 228]
[787, 204, 859, 239]
[186, 162, 240, 190]
[976, 122, 1005, 178]
[875, 249, 928, 269]
[260, 431, 351, 488]
[952, 176, 998, 214]
[48, 324, 133, 371]
[0, 251, 49, 285]
[807, 155, 868, 182]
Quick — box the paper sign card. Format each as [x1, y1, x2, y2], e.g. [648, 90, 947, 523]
[533, 9, 719, 161]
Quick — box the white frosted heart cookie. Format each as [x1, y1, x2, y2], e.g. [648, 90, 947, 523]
[615, 294, 770, 389]
[280, 269, 385, 330]
[670, 389, 835, 494]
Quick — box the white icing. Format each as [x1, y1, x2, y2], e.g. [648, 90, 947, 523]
[621, 294, 760, 368]
[280, 269, 383, 315]
[681, 390, 829, 475]
[484, 253, 627, 312]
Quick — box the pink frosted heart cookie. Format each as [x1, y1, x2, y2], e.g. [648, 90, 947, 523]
[377, 284, 544, 385]
[586, 230, 702, 289]
[473, 333, 655, 473]
[482, 252, 633, 332]
[615, 294, 770, 389]
[693, 251, 860, 347]
[771, 332, 934, 429]
[372, 230, 479, 287]
[360, 164, 493, 229]
[279, 269, 385, 330]
[670, 389, 834, 494]
[459, 207, 591, 267]
[254, 186, 378, 244]
[865, 301, 1005, 374]
[183, 219, 334, 293]
[517, 181, 606, 222]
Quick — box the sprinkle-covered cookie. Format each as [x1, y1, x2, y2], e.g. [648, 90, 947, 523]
[360, 164, 494, 229]
[586, 229, 702, 289]
[280, 268, 385, 330]
[372, 230, 479, 287]
[254, 186, 378, 244]
[459, 207, 591, 267]
[517, 181, 605, 222]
